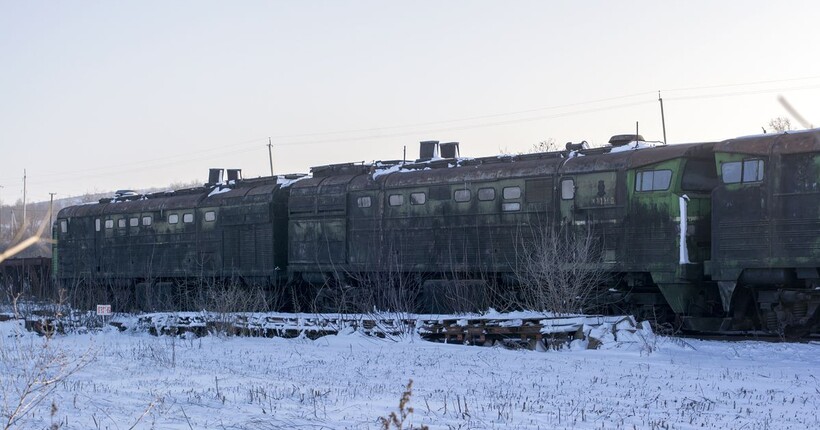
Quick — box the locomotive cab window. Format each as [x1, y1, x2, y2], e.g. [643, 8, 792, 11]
[183, 213, 194, 223]
[60, 220, 67, 233]
[410, 192, 426, 205]
[104, 220, 114, 229]
[129, 217, 139, 227]
[118, 219, 126, 228]
[356, 196, 372, 208]
[454, 189, 471, 202]
[561, 179, 575, 200]
[721, 159, 764, 184]
[142, 216, 152, 226]
[95, 219, 101, 232]
[635, 170, 672, 192]
[204, 211, 216, 222]
[388, 194, 403, 206]
[742, 159, 764, 183]
[168, 214, 179, 224]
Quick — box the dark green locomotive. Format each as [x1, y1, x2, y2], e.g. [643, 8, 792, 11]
[52, 130, 820, 335]
[52, 170, 292, 310]
[289, 137, 720, 321]
[708, 130, 820, 334]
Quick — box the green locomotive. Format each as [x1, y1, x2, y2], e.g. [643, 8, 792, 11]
[52, 130, 820, 335]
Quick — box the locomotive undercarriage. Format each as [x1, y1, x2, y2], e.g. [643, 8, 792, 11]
[293, 269, 678, 331]
[706, 269, 820, 337]
[57, 275, 288, 314]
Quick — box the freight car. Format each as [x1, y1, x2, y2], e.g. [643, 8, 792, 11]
[51, 130, 820, 335]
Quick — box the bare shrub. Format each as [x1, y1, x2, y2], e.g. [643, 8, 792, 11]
[378, 380, 429, 430]
[0, 335, 94, 429]
[514, 224, 607, 315]
[196, 279, 269, 336]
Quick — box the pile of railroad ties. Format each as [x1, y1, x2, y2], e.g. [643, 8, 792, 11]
[16, 310, 648, 351]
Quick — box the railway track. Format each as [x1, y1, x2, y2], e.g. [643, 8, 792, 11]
[13, 310, 815, 347]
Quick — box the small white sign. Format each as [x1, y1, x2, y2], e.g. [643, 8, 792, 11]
[96, 304, 112, 316]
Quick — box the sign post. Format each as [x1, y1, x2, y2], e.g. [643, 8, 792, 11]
[96, 304, 112, 326]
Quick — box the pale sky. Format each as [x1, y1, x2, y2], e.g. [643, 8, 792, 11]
[2, 1, 819, 204]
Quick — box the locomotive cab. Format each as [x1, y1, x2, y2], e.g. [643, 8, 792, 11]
[709, 129, 820, 335]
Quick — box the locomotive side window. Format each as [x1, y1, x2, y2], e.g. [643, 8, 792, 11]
[60, 220, 67, 233]
[721, 159, 764, 184]
[356, 196, 372, 208]
[477, 188, 495, 201]
[635, 170, 672, 192]
[95, 219, 101, 232]
[388, 194, 403, 206]
[183, 213, 194, 223]
[205, 211, 216, 222]
[168, 214, 179, 224]
[118, 219, 126, 228]
[454, 189, 471, 202]
[410, 192, 426, 205]
[129, 217, 139, 227]
[142, 216, 152, 226]
[502, 186, 521, 200]
[502, 202, 521, 212]
[561, 179, 575, 200]
[104, 220, 114, 229]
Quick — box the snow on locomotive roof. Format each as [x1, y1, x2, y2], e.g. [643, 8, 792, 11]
[608, 140, 661, 153]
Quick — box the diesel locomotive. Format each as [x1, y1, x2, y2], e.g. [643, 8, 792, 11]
[52, 129, 820, 334]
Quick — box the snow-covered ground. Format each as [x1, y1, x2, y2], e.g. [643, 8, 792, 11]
[1, 318, 817, 430]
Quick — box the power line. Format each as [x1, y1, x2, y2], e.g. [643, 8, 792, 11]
[665, 83, 820, 101]
[662, 74, 820, 94]
[5, 74, 820, 188]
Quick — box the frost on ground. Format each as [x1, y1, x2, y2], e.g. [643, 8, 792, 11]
[0, 319, 818, 430]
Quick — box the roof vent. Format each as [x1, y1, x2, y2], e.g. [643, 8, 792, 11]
[609, 134, 644, 147]
[439, 142, 460, 159]
[418, 140, 439, 161]
[226, 169, 242, 182]
[208, 168, 224, 185]
[565, 141, 589, 152]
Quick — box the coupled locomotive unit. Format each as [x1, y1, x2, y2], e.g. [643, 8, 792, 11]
[52, 129, 820, 335]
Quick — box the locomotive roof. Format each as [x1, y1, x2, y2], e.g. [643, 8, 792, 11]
[295, 140, 717, 189]
[57, 176, 284, 219]
[561, 141, 715, 173]
[715, 128, 820, 156]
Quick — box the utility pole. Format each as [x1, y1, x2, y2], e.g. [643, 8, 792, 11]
[0, 185, 4, 242]
[22, 169, 26, 229]
[267, 137, 274, 177]
[49, 192, 57, 234]
[658, 91, 668, 145]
